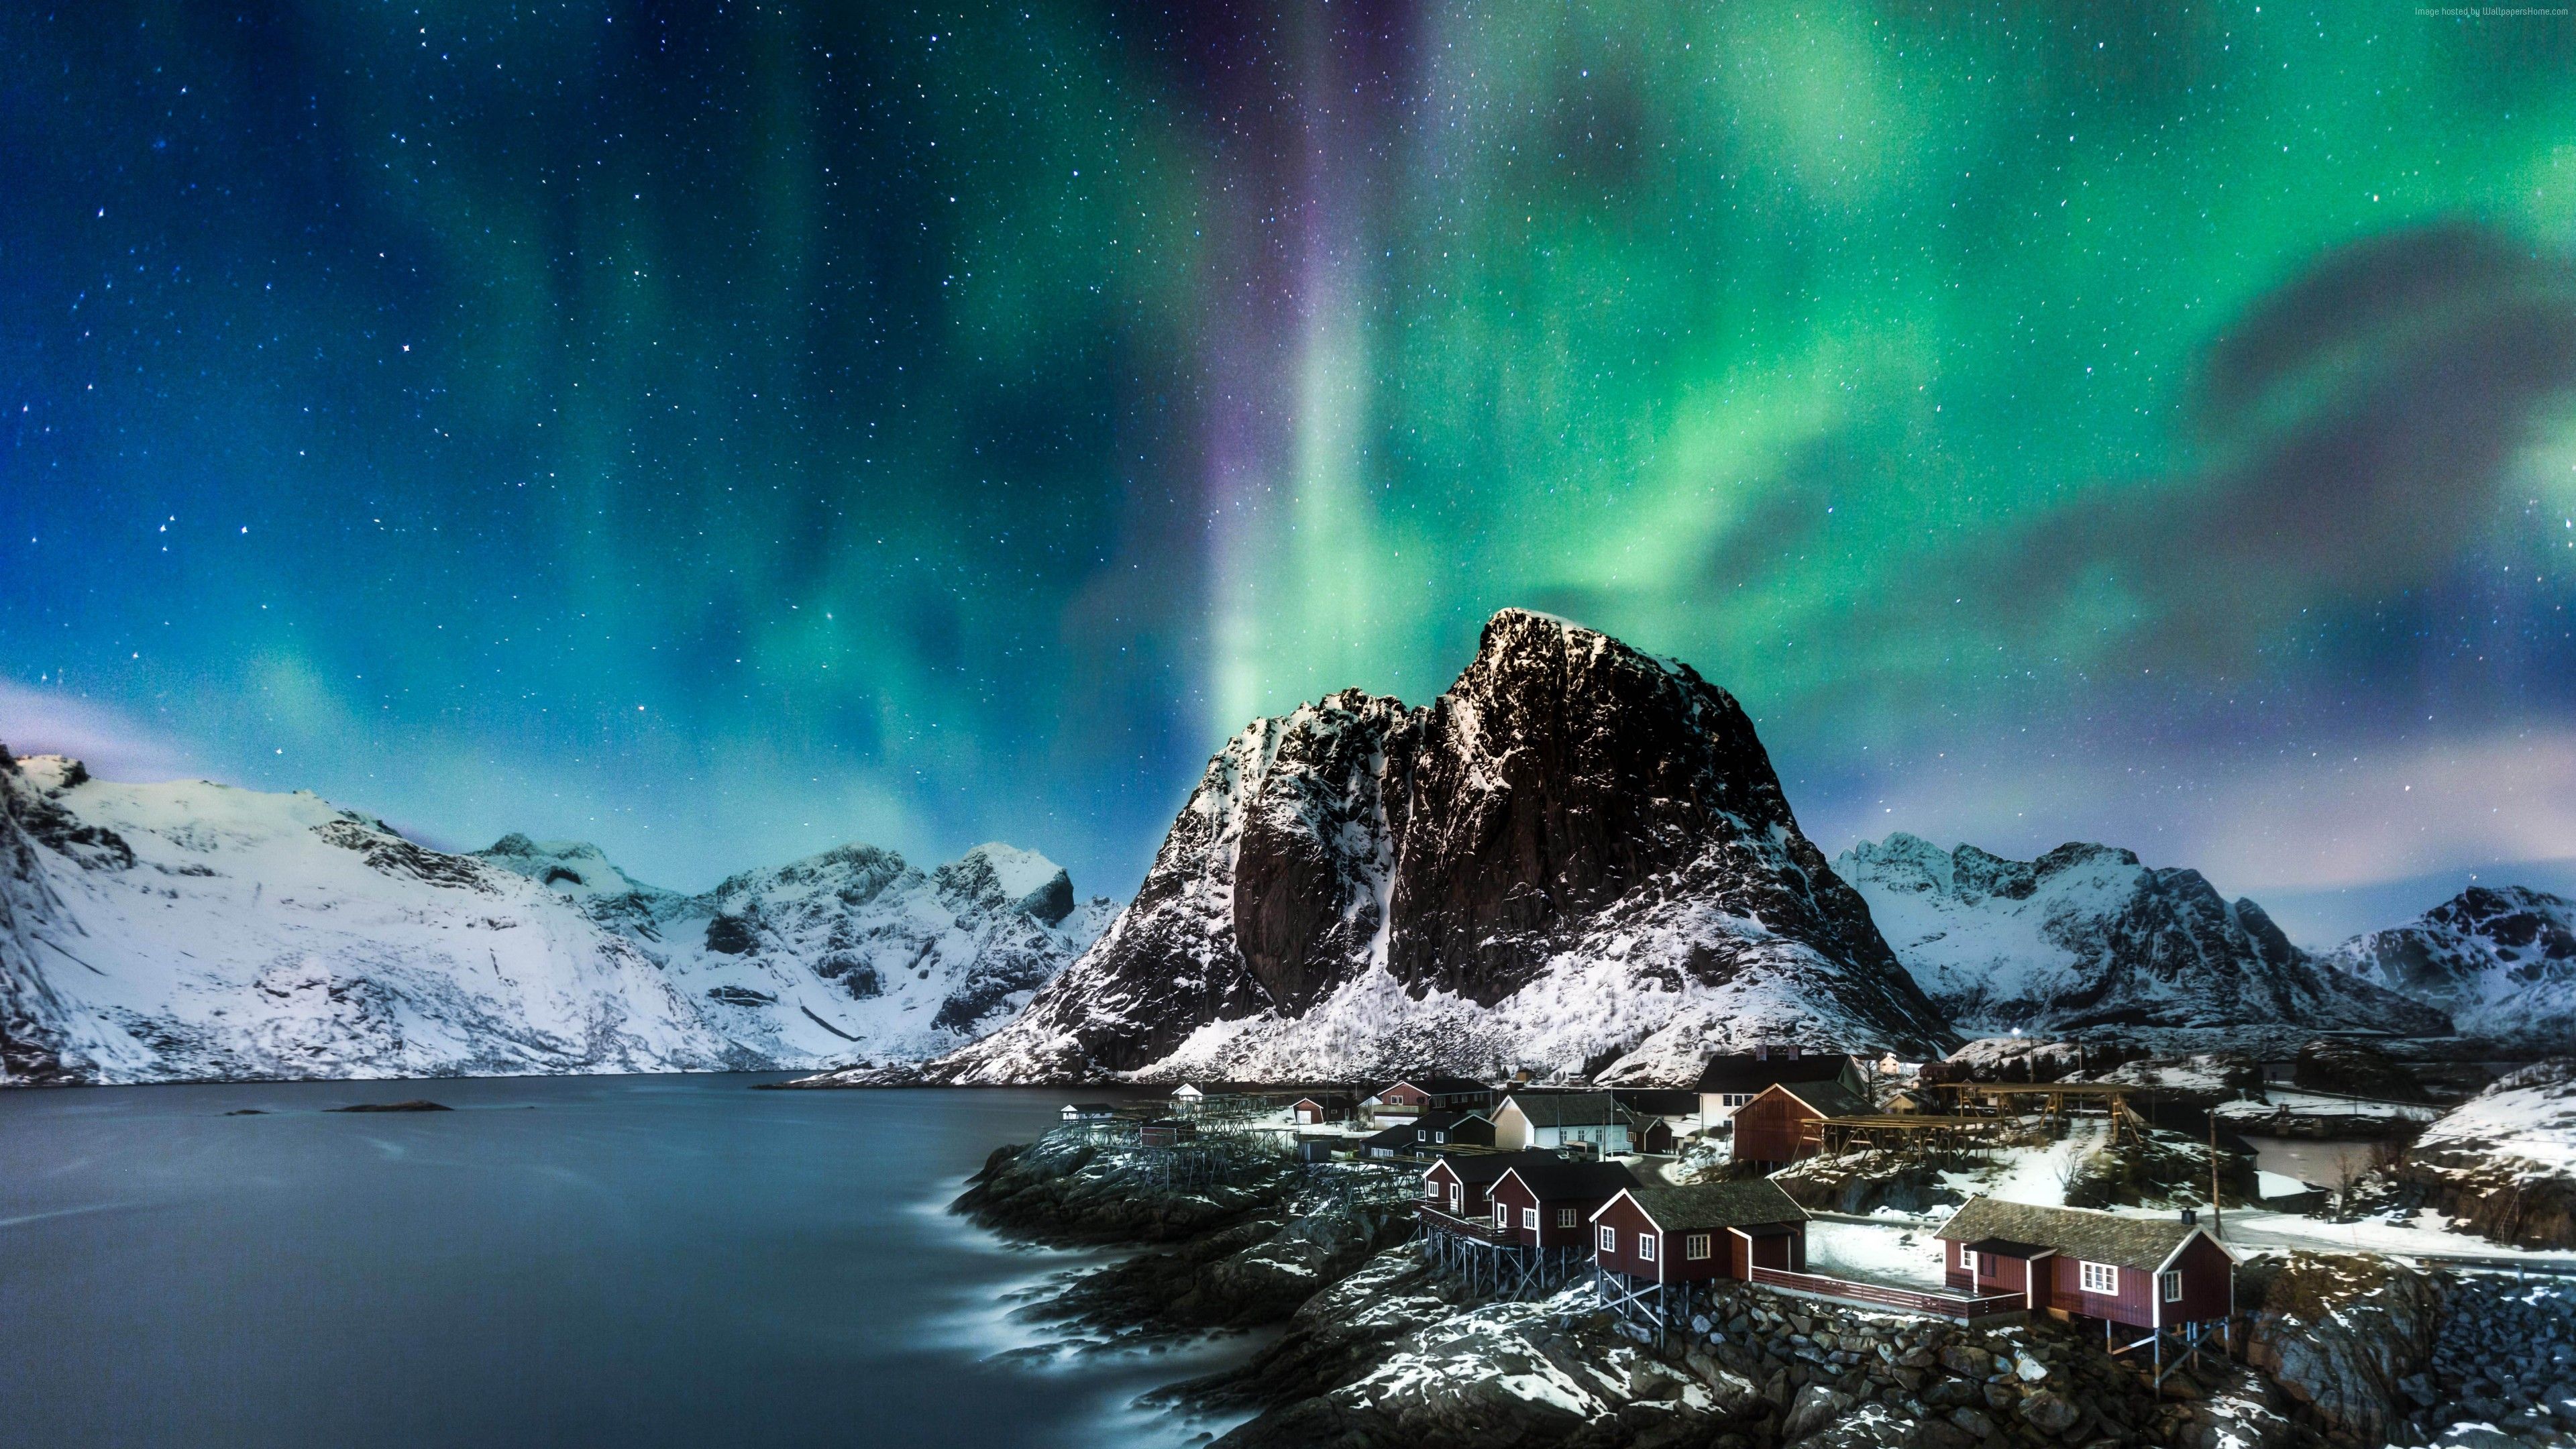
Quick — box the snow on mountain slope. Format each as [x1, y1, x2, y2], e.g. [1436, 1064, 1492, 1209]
[478, 836, 1113, 1066]
[0, 746, 1111, 1085]
[2322, 885, 2576, 1047]
[1836, 833, 2450, 1038]
[871, 609, 1955, 1086]
[0, 751, 737, 1083]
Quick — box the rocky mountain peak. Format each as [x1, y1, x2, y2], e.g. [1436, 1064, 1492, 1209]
[934, 843, 1077, 927]
[2325, 884, 2576, 1047]
[911, 608, 1953, 1085]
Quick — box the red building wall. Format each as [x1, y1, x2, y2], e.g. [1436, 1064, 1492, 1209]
[1590, 1196, 1736, 1282]
[1491, 1176, 1617, 1250]
[1731, 1087, 1821, 1165]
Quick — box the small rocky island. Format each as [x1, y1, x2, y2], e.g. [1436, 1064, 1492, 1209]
[959, 1059, 2576, 1449]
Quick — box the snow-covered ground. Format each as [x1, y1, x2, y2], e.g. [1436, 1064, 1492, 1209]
[2213, 1089, 2436, 1126]
[2411, 1061, 2576, 1182]
[2204, 1208, 2576, 1267]
[1805, 1220, 1949, 1290]
[1933, 1119, 2106, 1208]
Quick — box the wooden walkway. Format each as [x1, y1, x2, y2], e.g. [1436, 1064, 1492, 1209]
[1748, 1266, 2024, 1322]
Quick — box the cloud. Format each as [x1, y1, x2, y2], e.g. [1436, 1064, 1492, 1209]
[1986, 222, 2576, 665]
[0, 681, 202, 782]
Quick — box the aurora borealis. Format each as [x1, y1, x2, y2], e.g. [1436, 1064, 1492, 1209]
[6, 4, 2576, 938]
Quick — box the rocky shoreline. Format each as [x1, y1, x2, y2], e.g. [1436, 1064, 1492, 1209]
[958, 1126, 2576, 1449]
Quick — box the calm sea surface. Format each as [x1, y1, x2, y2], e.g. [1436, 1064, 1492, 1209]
[0, 1076, 1251, 1449]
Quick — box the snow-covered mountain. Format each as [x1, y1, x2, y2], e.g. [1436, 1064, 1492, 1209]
[2323, 886, 2576, 1048]
[1835, 833, 2451, 1039]
[874, 609, 1956, 1087]
[0, 745, 1106, 1085]
[477, 835, 1113, 1065]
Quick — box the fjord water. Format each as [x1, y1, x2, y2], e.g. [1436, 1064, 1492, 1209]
[0, 1077, 1238, 1448]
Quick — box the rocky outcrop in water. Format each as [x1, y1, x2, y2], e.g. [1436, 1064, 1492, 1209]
[899, 610, 1952, 1087]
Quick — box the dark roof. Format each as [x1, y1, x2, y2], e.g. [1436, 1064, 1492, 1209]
[1362, 1123, 1419, 1150]
[1611, 1089, 1700, 1117]
[1384, 1076, 1490, 1097]
[1292, 1094, 1356, 1107]
[1617, 1180, 1809, 1232]
[1759, 1079, 1874, 1118]
[1499, 1091, 1621, 1128]
[1494, 1160, 1642, 1201]
[1694, 1053, 1858, 1093]
[1422, 1149, 1565, 1185]
[1064, 1102, 1118, 1112]
[1412, 1110, 1489, 1132]
[1935, 1197, 2220, 1273]
[1963, 1237, 2051, 1258]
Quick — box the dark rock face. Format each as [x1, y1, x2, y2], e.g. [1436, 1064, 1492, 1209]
[1385, 611, 1903, 1008]
[2241, 1253, 2442, 1446]
[927, 610, 1952, 1083]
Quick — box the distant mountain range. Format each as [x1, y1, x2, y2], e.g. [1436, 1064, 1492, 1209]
[0, 749, 1106, 1085]
[9, 609, 2565, 1087]
[1837, 834, 2450, 1038]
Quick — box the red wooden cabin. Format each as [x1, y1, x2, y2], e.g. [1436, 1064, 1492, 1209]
[1935, 1197, 2234, 1333]
[1140, 1118, 1196, 1147]
[1488, 1161, 1642, 1249]
[1729, 1078, 1870, 1167]
[1418, 1149, 1560, 1224]
[1591, 1180, 1808, 1284]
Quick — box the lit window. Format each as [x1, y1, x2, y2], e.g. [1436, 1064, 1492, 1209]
[2080, 1261, 2117, 1295]
[2161, 1270, 2184, 1303]
[1522, 1208, 1538, 1230]
[1599, 1226, 1617, 1254]
[1638, 1234, 1657, 1262]
[1686, 1234, 1711, 1260]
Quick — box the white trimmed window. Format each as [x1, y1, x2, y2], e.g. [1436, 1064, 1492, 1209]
[1685, 1234, 1712, 1261]
[2080, 1261, 2118, 1295]
[1957, 1241, 1974, 1269]
[1638, 1233, 1658, 1262]
[1522, 1208, 1538, 1230]
[1434, 1131, 1447, 1143]
[1599, 1225, 1617, 1254]
[2161, 1270, 2184, 1303]
[1450, 1184, 1462, 1210]
[1495, 1203, 1510, 1229]
[1556, 1208, 1578, 1228]
[1422, 1180, 1440, 1199]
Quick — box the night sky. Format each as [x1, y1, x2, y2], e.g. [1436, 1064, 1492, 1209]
[7, 3, 2575, 941]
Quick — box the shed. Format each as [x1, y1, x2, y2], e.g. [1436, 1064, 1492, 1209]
[1169, 1083, 1205, 1114]
[1364, 1110, 1493, 1159]
[1060, 1102, 1120, 1124]
[1487, 1160, 1642, 1248]
[1591, 1179, 1809, 1283]
[1934, 1197, 2233, 1332]
[1730, 1079, 1872, 1167]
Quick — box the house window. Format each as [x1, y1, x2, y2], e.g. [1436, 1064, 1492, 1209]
[2161, 1271, 2184, 1303]
[1957, 1241, 1975, 1270]
[1422, 1181, 1439, 1199]
[1638, 1234, 1658, 1262]
[1685, 1234, 1711, 1260]
[1522, 1208, 1538, 1231]
[1495, 1203, 1511, 1229]
[1599, 1226, 1617, 1254]
[2080, 1261, 2118, 1295]
[1556, 1208, 1578, 1228]
[1434, 1132, 1447, 1143]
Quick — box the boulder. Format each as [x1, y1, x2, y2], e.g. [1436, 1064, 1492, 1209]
[2241, 1252, 2440, 1444]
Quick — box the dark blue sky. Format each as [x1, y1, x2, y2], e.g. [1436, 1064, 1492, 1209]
[6, 3, 2575, 942]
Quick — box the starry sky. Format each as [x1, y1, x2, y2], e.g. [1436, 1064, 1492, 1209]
[6, 3, 2576, 943]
